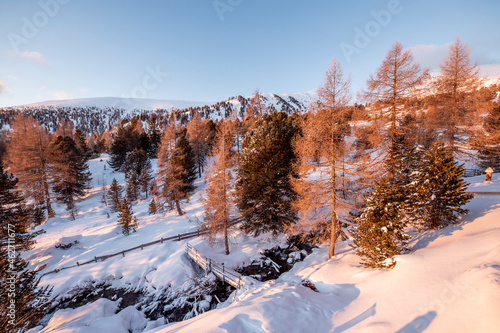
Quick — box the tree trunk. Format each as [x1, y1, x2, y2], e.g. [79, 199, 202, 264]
[44, 180, 54, 218]
[224, 218, 229, 255]
[175, 200, 183, 215]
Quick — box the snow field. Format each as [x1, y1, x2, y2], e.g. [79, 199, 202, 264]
[26, 154, 500, 332]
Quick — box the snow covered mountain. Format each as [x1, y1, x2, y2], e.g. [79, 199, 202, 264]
[10, 97, 213, 113]
[0, 92, 317, 134]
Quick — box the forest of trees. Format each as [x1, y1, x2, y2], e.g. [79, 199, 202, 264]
[1, 37, 500, 331]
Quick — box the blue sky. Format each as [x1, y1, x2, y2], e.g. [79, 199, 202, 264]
[1, 0, 499, 107]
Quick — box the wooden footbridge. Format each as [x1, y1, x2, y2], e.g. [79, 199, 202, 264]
[185, 242, 243, 289]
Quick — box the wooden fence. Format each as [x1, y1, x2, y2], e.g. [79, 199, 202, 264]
[463, 169, 484, 178]
[185, 242, 243, 289]
[40, 218, 243, 277]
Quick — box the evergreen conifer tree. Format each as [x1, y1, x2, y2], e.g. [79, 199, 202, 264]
[117, 199, 137, 235]
[107, 178, 123, 212]
[126, 171, 140, 203]
[155, 127, 197, 215]
[476, 104, 500, 172]
[172, 129, 197, 195]
[148, 198, 157, 215]
[74, 129, 91, 161]
[353, 176, 410, 269]
[49, 135, 91, 220]
[0, 163, 52, 331]
[236, 111, 299, 235]
[0, 249, 52, 331]
[147, 114, 162, 158]
[139, 161, 153, 198]
[108, 125, 141, 171]
[415, 143, 473, 229]
[0, 163, 34, 250]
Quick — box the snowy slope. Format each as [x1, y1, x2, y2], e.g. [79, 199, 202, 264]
[26, 154, 500, 333]
[149, 194, 500, 333]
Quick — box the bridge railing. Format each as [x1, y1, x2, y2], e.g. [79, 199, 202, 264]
[185, 242, 243, 289]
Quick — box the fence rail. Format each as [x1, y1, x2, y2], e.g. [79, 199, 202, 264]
[40, 218, 243, 277]
[463, 169, 484, 178]
[185, 243, 243, 289]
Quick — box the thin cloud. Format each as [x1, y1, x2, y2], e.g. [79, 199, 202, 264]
[4, 51, 49, 66]
[52, 91, 69, 100]
[408, 43, 451, 70]
[38, 87, 69, 100]
[0, 79, 12, 94]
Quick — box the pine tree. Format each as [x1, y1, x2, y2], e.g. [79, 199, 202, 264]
[126, 170, 140, 203]
[386, 133, 422, 225]
[0, 163, 34, 251]
[0, 249, 52, 331]
[353, 176, 410, 269]
[203, 119, 236, 255]
[173, 129, 197, 195]
[414, 143, 473, 229]
[74, 129, 91, 162]
[148, 198, 157, 215]
[117, 199, 137, 235]
[236, 111, 299, 236]
[155, 126, 197, 215]
[108, 124, 141, 171]
[139, 160, 153, 199]
[107, 178, 123, 213]
[147, 113, 162, 158]
[50, 135, 91, 220]
[476, 104, 500, 171]
[7, 116, 54, 218]
[0, 163, 52, 331]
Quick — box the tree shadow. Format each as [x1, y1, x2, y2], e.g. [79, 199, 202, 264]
[218, 313, 265, 333]
[333, 303, 377, 333]
[408, 196, 500, 251]
[396, 311, 437, 333]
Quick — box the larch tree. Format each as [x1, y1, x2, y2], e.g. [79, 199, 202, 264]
[289, 59, 355, 259]
[434, 37, 481, 156]
[202, 118, 236, 255]
[242, 89, 269, 134]
[187, 114, 210, 177]
[7, 116, 54, 218]
[361, 41, 428, 173]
